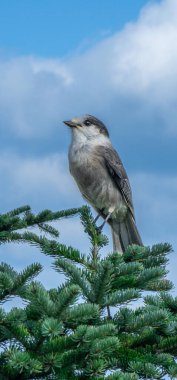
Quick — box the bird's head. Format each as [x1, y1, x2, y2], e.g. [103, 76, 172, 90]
[63, 115, 109, 142]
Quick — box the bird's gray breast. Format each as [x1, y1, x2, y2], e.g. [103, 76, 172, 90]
[69, 144, 102, 194]
[68, 142, 126, 219]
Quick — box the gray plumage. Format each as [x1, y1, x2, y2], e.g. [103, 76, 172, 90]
[64, 114, 143, 253]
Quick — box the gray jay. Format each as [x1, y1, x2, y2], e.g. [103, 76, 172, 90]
[64, 115, 142, 253]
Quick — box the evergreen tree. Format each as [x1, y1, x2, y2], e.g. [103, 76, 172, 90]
[0, 205, 177, 379]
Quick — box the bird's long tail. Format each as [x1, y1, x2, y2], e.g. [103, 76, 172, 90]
[109, 213, 143, 253]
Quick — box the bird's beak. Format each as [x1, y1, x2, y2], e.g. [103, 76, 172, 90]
[63, 119, 78, 128]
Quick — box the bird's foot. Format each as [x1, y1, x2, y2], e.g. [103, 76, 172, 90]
[95, 226, 102, 235]
[95, 211, 112, 235]
[95, 222, 105, 235]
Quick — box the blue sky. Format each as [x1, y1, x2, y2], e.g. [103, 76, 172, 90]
[1, 0, 177, 305]
[0, 0, 151, 57]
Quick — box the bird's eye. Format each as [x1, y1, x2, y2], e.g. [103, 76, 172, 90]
[84, 120, 91, 126]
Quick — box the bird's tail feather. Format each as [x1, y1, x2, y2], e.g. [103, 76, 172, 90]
[110, 214, 143, 253]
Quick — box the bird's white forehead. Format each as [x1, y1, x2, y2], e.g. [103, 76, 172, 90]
[71, 117, 81, 123]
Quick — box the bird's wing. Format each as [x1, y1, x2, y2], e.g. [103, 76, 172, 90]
[98, 146, 135, 219]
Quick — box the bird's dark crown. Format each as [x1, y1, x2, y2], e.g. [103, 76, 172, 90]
[84, 115, 109, 137]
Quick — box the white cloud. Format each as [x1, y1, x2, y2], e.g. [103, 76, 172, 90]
[1, 0, 177, 139]
[0, 56, 74, 137]
[0, 152, 82, 211]
[111, 0, 177, 94]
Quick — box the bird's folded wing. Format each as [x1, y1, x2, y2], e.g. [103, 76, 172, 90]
[98, 146, 135, 219]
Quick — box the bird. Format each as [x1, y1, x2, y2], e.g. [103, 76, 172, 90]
[63, 114, 143, 253]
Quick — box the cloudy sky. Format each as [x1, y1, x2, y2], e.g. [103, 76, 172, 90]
[1, 0, 177, 299]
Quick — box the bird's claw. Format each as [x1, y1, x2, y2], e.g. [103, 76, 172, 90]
[95, 225, 103, 235]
